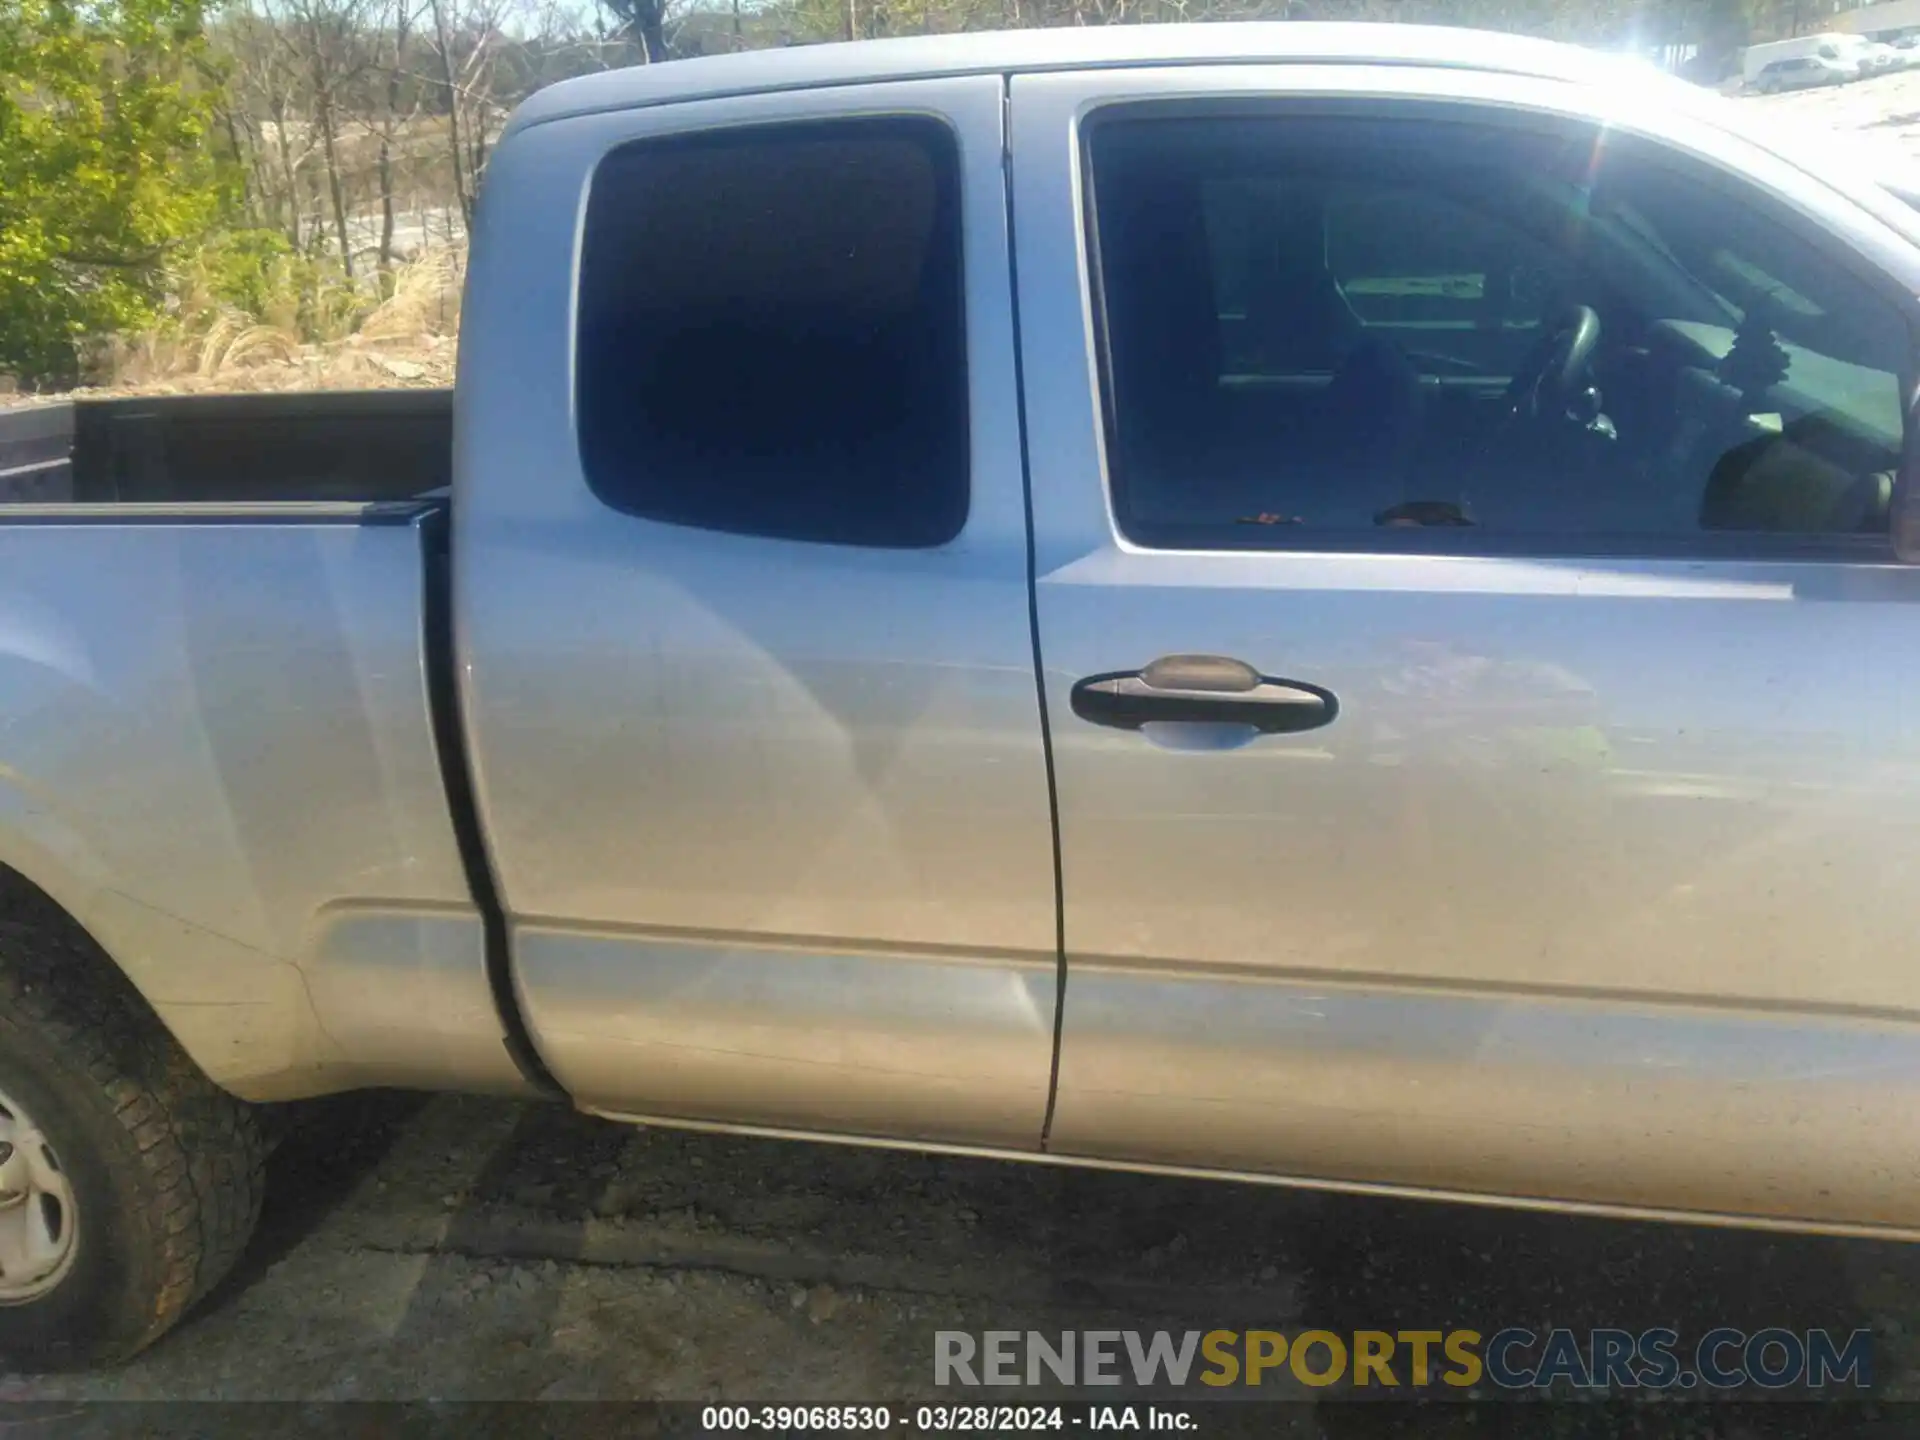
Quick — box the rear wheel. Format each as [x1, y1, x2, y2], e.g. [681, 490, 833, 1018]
[0, 1084, 81, 1304]
[0, 908, 266, 1369]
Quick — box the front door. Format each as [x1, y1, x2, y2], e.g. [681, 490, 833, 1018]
[1013, 66, 1920, 1229]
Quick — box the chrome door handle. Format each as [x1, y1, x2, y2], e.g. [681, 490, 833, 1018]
[1069, 655, 1337, 734]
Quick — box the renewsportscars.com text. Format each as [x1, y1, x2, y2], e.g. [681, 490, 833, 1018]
[934, 1327, 1872, 1391]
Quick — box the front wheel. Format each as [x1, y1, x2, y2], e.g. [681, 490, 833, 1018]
[0, 910, 266, 1369]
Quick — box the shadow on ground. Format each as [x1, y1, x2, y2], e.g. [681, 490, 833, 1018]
[200, 1089, 433, 1311]
[113, 1094, 1920, 1431]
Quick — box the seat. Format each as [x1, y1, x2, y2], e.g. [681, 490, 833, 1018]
[1103, 177, 1425, 531]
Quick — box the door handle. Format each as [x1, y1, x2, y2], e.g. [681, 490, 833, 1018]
[1069, 655, 1337, 734]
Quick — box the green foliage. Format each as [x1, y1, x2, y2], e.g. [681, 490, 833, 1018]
[191, 228, 360, 338]
[0, 0, 222, 385]
[197, 228, 298, 319]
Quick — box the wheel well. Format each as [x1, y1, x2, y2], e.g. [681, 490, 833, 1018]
[0, 861, 167, 1039]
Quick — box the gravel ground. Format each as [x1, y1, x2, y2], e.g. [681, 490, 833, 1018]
[0, 1091, 1915, 1433]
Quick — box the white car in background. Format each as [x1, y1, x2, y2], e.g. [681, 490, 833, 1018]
[1752, 53, 1858, 91]
[1864, 40, 1906, 71]
[1744, 33, 1865, 88]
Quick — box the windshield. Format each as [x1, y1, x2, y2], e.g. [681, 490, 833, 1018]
[1863, 153, 1920, 237]
[1716, 99, 1920, 248]
[1878, 169, 1920, 215]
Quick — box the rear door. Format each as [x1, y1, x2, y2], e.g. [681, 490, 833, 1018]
[1013, 65, 1920, 1230]
[459, 77, 1059, 1146]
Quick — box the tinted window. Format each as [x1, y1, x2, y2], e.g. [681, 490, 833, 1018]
[1088, 111, 1911, 552]
[577, 118, 968, 547]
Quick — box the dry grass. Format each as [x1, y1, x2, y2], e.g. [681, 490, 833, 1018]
[355, 247, 464, 344]
[77, 244, 465, 398]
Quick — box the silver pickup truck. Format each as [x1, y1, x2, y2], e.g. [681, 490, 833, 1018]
[6, 22, 1920, 1368]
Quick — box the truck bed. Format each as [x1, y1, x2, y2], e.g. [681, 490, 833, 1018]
[0, 389, 452, 504]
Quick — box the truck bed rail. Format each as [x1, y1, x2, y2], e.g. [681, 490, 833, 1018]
[0, 390, 452, 505]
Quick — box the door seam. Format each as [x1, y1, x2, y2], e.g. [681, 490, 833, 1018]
[1001, 77, 1070, 1151]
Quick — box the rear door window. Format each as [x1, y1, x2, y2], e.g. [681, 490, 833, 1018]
[576, 117, 969, 548]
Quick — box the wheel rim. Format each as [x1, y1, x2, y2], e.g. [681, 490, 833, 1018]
[0, 1087, 77, 1302]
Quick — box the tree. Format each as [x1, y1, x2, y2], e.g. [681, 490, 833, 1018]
[219, 0, 317, 249]
[0, 0, 223, 383]
[277, 0, 372, 276]
[598, 0, 674, 62]
[372, 0, 420, 270]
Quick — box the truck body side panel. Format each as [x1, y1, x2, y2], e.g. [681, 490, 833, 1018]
[0, 507, 525, 1100]
[456, 79, 1062, 1147]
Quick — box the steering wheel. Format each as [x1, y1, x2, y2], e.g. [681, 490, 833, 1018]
[1507, 304, 1601, 422]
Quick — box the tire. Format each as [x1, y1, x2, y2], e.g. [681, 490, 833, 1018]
[0, 907, 266, 1370]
